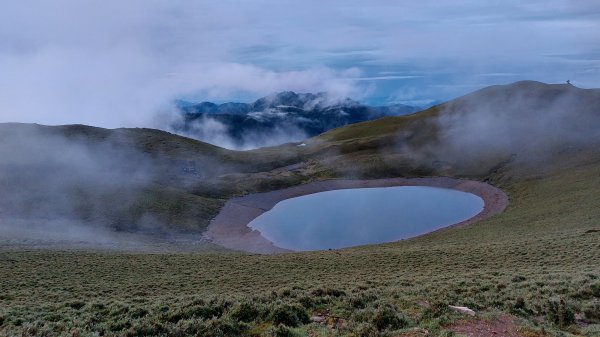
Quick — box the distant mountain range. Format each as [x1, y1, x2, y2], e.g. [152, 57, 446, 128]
[171, 92, 420, 149]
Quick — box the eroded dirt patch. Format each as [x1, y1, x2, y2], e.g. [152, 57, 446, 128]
[449, 315, 530, 337]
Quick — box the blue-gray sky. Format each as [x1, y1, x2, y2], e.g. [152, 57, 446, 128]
[1, 0, 599, 127]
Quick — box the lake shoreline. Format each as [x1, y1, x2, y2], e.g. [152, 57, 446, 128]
[205, 177, 509, 254]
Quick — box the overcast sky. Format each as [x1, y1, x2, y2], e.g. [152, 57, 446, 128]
[1, 1, 599, 127]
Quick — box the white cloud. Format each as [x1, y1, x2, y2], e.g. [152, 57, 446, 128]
[0, 0, 598, 127]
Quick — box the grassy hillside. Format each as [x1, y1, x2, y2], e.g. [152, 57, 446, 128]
[0, 123, 303, 235]
[1, 81, 600, 336]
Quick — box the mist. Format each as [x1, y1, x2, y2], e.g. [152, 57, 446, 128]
[404, 82, 600, 172]
[173, 115, 308, 150]
[1, 1, 598, 129]
[0, 124, 231, 249]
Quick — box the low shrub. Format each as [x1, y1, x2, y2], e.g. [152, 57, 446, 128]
[583, 300, 600, 323]
[347, 293, 377, 309]
[108, 318, 132, 332]
[297, 295, 314, 309]
[129, 307, 148, 319]
[229, 301, 263, 323]
[66, 301, 86, 310]
[350, 322, 379, 337]
[167, 298, 230, 323]
[370, 304, 410, 331]
[591, 283, 600, 298]
[170, 317, 249, 337]
[421, 301, 450, 320]
[124, 320, 167, 337]
[352, 303, 410, 331]
[511, 275, 527, 283]
[545, 298, 575, 328]
[267, 323, 295, 337]
[510, 297, 533, 316]
[198, 317, 250, 337]
[269, 303, 310, 327]
[312, 287, 346, 298]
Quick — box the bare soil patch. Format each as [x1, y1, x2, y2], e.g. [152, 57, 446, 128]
[449, 315, 531, 337]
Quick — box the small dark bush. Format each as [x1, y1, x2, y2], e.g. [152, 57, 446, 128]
[90, 303, 107, 310]
[511, 275, 527, 283]
[109, 319, 132, 332]
[129, 307, 148, 319]
[67, 301, 86, 310]
[199, 317, 250, 337]
[421, 301, 450, 320]
[267, 323, 295, 337]
[347, 293, 377, 309]
[110, 305, 130, 317]
[297, 295, 314, 309]
[311, 288, 346, 298]
[171, 317, 249, 337]
[510, 297, 533, 316]
[171, 318, 203, 336]
[229, 301, 262, 322]
[269, 303, 310, 327]
[371, 304, 410, 331]
[546, 298, 575, 328]
[351, 322, 379, 337]
[168, 299, 230, 323]
[125, 321, 167, 337]
[583, 301, 600, 323]
[591, 283, 600, 298]
[514, 297, 526, 310]
[43, 313, 63, 322]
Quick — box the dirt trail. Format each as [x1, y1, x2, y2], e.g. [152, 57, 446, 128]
[449, 315, 528, 337]
[205, 177, 509, 254]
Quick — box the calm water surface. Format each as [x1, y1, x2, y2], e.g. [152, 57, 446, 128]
[248, 186, 484, 251]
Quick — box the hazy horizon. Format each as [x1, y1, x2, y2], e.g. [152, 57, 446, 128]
[1, 1, 599, 128]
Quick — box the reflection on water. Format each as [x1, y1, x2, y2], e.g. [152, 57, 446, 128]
[248, 186, 484, 251]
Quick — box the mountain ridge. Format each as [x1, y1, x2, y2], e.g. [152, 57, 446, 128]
[171, 91, 420, 149]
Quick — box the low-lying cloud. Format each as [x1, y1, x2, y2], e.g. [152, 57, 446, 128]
[1, 1, 598, 130]
[419, 83, 600, 170]
[0, 124, 234, 248]
[0, 126, 153, 239]
[173, 115, 308, 150]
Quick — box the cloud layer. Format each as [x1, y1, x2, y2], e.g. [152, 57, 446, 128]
[1, 1, 599, 128]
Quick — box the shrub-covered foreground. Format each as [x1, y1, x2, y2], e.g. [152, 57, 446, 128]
[2, 281, 600, 337]
[1, 252, 600, 337]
